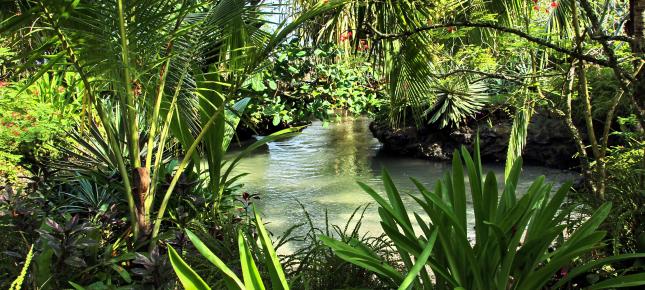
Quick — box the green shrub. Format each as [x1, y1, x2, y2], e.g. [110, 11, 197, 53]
[243, 41, 383, 128]
[0, 74, 79, 182]
[322, 137, 645, 289]
[169, 209, 289, 290]
[591, 141, 643, 255]
[281, 203, 397, 289]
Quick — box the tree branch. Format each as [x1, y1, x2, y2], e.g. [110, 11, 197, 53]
[369, 22, 633, 80]
[590, 34, 634, 43]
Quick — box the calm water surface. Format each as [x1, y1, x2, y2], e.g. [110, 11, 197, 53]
[229, 117, 574, 250]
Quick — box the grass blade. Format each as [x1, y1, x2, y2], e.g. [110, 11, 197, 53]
[185, 229, 244, 289]
[397, 230, 438, 290]
[239, 231, 266, 290]
[254, 210, 289, 290]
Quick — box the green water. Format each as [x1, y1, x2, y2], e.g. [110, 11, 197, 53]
[229, 117, 574, 248]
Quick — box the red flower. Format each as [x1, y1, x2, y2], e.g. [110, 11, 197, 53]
[551, 1, 558, 8]
[347, 31, 353, 38]
[0, 80, 7, 87]
[533, 5, 540, 11]
[532, 0, 538, 2]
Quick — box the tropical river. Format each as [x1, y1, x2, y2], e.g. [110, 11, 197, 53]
[229, 117, 574, 251]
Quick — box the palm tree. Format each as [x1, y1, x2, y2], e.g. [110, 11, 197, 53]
[1, 0, 347, 246]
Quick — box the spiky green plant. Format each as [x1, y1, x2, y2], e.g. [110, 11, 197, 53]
[322, 137, 645, 289]
[169, 209, 289, 290]
[424, 78, 488, 129]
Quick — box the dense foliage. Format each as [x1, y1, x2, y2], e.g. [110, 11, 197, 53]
[242, 40, 382, 131]
[0, 74, 78, 182]
[0, 0, 643, 289]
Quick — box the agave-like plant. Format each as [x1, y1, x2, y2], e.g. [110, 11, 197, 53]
[424, 78, 488, 129]
[169, 209, 289, 290]
[321, 137, 645, 290]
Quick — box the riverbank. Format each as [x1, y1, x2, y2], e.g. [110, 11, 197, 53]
[369, 111, 580, 170]
[228, 117, 575, 247]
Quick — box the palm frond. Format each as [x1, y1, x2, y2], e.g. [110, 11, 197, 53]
[424, 78, 488, 129]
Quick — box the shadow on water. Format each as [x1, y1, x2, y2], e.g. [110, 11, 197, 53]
[227, 117, 576, 250]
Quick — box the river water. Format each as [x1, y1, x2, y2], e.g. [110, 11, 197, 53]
[229, 117, 574, 249]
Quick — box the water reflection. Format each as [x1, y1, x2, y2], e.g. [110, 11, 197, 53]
[228, 117, 575, 247]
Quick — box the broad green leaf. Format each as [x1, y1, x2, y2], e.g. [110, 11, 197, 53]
[268, 80, 277, 90]
[68, 282, 86, 290]
[168, 246, 211, 290]
[222, 97, 251, 151]
[451, 150, 467, 232]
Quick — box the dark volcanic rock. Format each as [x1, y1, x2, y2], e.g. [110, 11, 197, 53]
[370, 112, 579, 169]
[235, 119, 311, 141]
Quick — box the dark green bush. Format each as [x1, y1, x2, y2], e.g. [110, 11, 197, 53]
[243, 40, 383, 129]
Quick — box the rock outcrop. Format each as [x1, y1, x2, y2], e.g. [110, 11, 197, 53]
[369, 112, 580, 169]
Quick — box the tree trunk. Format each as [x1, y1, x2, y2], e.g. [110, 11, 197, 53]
[631, 0, 645, 192]
[133, 167, 151, 237]
[632, 0, 645, 118]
